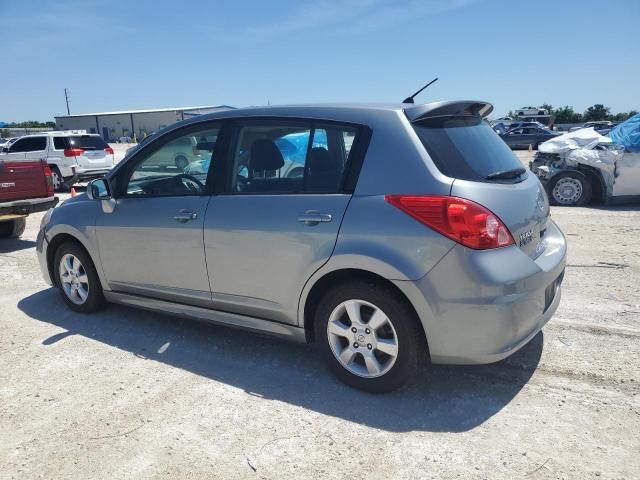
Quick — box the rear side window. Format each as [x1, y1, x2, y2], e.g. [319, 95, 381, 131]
[68, 135, 109, 150]
[53, 137, 69, 150]
[413, 116, 523, 181]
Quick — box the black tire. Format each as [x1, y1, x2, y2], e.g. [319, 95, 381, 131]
[53, 241, 106, 313]
[0, 218, 26, 238]
[175, 155, 188, 170]
[51, 166, 68, 192]
[547, 170, 592, 206]
[314, 280, 426, 393]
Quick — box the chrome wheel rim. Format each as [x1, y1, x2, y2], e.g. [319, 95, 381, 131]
[59, 254, 89, 305]
[552, 177, 583, 205]
[327, 299, 399, 378]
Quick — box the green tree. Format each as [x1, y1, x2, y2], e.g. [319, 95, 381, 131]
[553, 105, 582, 124]
[583, 104, 611, 122]
[612, 110, 638, 122]
[540, 103, 554, 115]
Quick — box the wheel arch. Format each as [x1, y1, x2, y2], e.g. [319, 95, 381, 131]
[575, 164, 607, 202]
[301, 268, 428, 351]
[46, 232, 105, 289]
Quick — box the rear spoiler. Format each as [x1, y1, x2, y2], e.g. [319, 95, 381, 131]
[404, 100, 493, 122]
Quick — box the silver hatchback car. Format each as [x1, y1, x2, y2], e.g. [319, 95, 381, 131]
[37, 101, 566, 392]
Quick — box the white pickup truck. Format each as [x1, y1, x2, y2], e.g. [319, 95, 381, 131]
[0, 130, 116, 191]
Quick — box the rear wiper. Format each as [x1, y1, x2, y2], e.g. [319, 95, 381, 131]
[485, 167, 526, 180]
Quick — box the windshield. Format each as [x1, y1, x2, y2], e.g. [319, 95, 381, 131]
[413, 115, 524, 181]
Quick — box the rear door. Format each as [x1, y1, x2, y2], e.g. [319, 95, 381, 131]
[412, 115, 550, 259]
[204, 119, 367, 325]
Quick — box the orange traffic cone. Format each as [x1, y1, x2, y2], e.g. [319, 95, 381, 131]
[71, 187, 77, 197]
[528, 144, 533, 153]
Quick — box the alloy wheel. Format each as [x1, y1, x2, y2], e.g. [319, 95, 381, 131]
[326, 299, 399, 378]
[59, 253, 90, 305]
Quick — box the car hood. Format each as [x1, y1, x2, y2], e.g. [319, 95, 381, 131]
[538, 128, 612, 154]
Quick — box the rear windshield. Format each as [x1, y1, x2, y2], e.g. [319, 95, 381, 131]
[55, 135, 109, 150]
[413, 115, 524, 181]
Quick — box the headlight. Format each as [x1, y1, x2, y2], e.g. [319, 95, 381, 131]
[40, 208, 54, 230]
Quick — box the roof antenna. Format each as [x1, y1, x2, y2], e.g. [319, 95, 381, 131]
[402, 77, 439, 104]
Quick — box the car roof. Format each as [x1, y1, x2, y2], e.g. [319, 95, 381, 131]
[172, 100, 493, 127]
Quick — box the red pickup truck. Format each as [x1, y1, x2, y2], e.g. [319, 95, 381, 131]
[0, 159, 58, 238]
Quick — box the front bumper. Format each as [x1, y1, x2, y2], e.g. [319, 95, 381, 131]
[0, 196, 59, 217]
[396, 220, 567, 365]
[36, 227, 53, 286]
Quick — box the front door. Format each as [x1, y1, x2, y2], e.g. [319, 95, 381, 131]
[204, 119, 364, 325]
[95, 122, 221, 307]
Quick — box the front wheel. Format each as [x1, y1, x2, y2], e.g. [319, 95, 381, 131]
[314, 281, 426, 393]
[54, 242, 106, 313]
[548, 171, 592, 206]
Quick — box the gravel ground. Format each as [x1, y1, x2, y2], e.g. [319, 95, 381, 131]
[1, 151, 639, 479]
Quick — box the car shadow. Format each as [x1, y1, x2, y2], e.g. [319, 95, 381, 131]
[0, 238, 37, 253]
[18, 288, 543, 433]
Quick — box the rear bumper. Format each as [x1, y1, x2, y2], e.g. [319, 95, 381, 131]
[0, 196, 58, 217]
[395, 220, 567, 365]
[66, 167, 112, 183]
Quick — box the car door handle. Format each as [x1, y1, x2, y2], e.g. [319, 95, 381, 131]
[298, 211, 332, 225]
[173, 210, 198, 222]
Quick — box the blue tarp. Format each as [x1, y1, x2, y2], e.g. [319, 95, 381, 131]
[608, 113, 640, 152]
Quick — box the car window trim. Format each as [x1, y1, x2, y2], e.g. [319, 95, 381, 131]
[112, 120, 226, 199]
[220, 116, 371, 196]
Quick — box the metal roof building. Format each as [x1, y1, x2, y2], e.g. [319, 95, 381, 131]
[54, 105, 234, 141]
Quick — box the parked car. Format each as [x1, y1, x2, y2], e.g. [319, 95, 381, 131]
[532, 115, 640, 206]
[37, 101, 566, 392]
[0, 131, 115, 191]
[0, 137, 18, 148]
[569, 121, 614, 133]
[0, 158, 58, 238]
[500, 126, 560, 149]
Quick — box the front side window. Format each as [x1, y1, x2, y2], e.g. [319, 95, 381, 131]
[125, 125, 220, 196]
[10, 136, 47, 152]
[232, 122, 356, 194]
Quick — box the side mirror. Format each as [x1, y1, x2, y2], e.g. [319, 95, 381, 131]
[87, 178, 111, 200]
[1, 147, 8, 153]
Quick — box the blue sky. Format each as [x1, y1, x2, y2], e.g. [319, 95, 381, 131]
[1, 0, 638, 121]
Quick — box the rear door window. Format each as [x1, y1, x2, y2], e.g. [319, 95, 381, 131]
[412, 116, 524, 181]
[230, 121, 358, 194]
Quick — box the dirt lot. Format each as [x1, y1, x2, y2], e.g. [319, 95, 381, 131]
[1, 151, 639, 479]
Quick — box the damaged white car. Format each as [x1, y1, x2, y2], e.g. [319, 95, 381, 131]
[531, 114, 640, 206]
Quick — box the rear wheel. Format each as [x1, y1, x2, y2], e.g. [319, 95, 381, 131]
[314, 281, 426, 393]
[51, 166, 67, 192]
[0, 218, 26, 238]
[548, 171, 592, 206]
[54, 242, 106, 313]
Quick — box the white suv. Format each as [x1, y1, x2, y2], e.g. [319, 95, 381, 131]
[0, 130, 115, 191]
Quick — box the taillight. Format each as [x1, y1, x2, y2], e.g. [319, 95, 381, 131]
[42, 161, 54, 196]
[64, 148, 84, 157]
[105, 147, 114, 154]
[384, 195, 514, 250]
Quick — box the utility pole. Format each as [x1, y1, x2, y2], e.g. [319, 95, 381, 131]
[64, 88, 70, 115]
